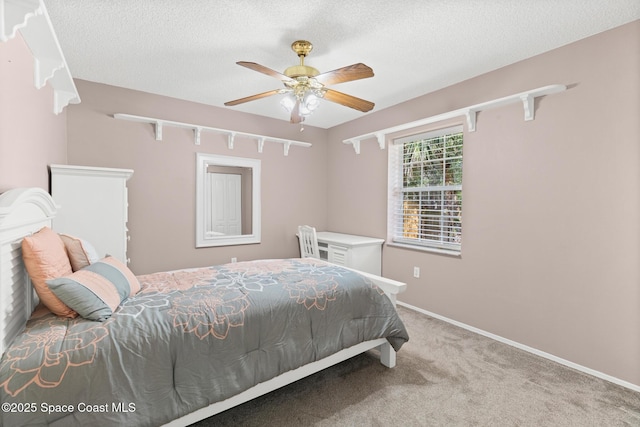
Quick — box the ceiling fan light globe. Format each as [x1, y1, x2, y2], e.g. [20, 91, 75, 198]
[280, 94, 296, 112]
[300, 102, 311, 116]
[304, 92, 321, 111]
[299, 93, 321, 117]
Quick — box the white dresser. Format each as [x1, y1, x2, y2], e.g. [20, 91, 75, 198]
[316, 232, 384, 275]
[50, 164, 134, 265]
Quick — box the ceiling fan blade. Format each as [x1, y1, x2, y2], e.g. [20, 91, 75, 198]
[224, 89, 281, 106]
[314, 63, 374, 86]
[290, 101, 303, 124]
[237, 61, 294, 83]
[323, 89, 375, 112]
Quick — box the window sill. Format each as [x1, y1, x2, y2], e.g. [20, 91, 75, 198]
[386, 242, 462, 258]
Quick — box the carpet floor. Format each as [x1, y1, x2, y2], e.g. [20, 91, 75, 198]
[191, 305, 640, 426]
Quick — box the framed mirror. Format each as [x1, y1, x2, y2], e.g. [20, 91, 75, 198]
[196, 153, 261, 247]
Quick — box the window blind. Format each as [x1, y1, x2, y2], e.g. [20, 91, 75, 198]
[388, 125, 463, 252]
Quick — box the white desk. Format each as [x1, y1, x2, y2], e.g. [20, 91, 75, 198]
[316, 232, 384, 275]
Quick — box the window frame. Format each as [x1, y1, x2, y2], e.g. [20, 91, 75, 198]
[387, 124, 464, 256]
[195, 153, 261, 248]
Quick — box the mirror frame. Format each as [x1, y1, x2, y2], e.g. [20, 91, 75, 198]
[196, 152, 261, 247]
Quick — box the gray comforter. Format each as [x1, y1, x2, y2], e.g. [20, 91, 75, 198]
[0, 258, 408, 426]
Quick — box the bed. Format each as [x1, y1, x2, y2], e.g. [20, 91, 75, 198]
[0, 187, 409, 426]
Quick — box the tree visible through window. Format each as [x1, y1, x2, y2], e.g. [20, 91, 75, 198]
[388, 125, 463, 253]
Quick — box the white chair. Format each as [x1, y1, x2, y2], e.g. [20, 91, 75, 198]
[298, 225, 320, 259]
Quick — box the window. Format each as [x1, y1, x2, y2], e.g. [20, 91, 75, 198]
[388, 125, 463, 254]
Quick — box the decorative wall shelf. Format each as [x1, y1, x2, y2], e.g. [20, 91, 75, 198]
[1, 0, 81, 114]
[343, 84, 566, 154]
[113, 113, 312, 156]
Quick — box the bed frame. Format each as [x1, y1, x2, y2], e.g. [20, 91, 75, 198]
[0, 187, 407, 426]
[0, 188, 57, 356]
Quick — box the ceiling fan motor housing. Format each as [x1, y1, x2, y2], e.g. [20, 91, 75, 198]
[284, 65, 320, 78]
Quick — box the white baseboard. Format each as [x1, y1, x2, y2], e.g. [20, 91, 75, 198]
[397, 301, 640, 393]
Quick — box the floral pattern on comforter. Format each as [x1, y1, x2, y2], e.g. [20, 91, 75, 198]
[0, 258, 408, 426]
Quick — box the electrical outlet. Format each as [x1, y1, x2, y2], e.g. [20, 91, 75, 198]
[413, 266, 420, 278]
[231, 257, 237, 263]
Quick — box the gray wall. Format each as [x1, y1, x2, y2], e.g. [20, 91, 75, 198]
[66, 80, 329, 274]
[326, 21, 640, 387]
[0, 34, 67, 193]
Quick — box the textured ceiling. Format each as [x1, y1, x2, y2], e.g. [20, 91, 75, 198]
[45, 0, 640, 129]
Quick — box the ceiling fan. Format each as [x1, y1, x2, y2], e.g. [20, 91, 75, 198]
[224, 40, 375, 125]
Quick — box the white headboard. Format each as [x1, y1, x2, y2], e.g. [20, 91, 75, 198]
[0, 187, 57, 356]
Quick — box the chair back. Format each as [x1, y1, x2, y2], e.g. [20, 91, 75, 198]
[298, 225, 320, 259]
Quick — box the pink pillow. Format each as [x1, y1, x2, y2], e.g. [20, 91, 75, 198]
[22, 226, 77, 318]
[47, 256, 141, 321]
[59, 234, 99, 272]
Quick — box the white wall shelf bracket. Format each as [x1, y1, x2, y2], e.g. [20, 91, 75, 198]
[347, 139, 361, 155]
[343, 84, 566, 153]
[228, 132, 236, 150]
[194, 127, 203, 145]
[154, 121, 163, 141]
[521, 94, 534, 121]
[465, 110, 477, 132]
[34, 57, 62, 89]
[0, 0, 81, 114]
[113, 113, 312, 156]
